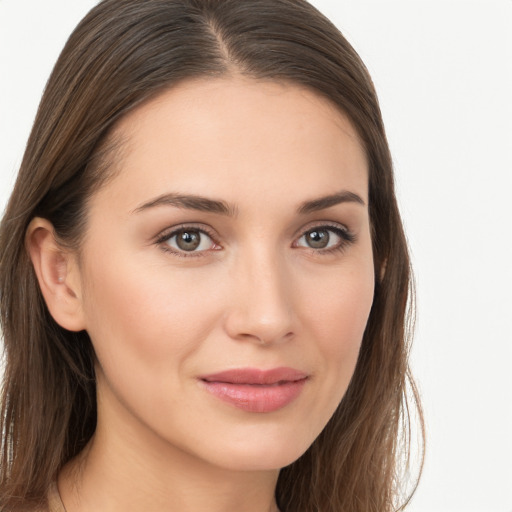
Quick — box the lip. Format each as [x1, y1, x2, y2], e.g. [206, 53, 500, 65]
[199, 367, 308, 413]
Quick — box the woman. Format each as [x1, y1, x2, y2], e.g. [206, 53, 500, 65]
[0, 0, 423, 511]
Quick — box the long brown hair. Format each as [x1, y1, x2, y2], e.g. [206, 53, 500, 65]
[0, 0, 423, 510]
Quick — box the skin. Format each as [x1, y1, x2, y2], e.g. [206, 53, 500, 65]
[28, 77, 375, 512]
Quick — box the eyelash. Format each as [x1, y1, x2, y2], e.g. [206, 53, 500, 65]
[155, 224, 220, 258]
[155, 223, 356, 258]
[294, 224, 356, 254]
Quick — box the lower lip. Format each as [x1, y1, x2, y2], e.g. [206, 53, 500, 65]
[201, 379, 307, 413]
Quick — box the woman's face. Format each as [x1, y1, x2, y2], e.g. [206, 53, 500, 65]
[74, 78, 374, 471]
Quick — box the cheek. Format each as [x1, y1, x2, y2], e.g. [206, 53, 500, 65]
[300, 256, 375, 403]
[319, 277, 373, 348]
[79, 255, 232, 435]
[80, 253, 226, 373]
[322, 282, 372, 398]
[304, 254, 374, 352]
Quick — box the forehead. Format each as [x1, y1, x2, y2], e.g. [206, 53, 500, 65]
[92, 77, 368, 212]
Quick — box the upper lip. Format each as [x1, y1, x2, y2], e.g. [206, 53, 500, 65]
[200, 367, 308, 385]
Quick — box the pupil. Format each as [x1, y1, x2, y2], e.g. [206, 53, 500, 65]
[177, 231, 200, 251]
[307, 230, 329, 249]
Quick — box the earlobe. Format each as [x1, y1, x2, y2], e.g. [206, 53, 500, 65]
[25, 218, 86, 332]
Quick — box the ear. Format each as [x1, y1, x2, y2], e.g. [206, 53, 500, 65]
[26, 218, 86, 332]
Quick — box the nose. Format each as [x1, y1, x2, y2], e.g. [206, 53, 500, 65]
[223, 247, 296, 346]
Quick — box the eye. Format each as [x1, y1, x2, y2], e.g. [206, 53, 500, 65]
[159, 227, 219, 255]
[295, 225, 355, 252]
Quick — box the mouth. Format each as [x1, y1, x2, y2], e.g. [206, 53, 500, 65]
[199, 367, 308, 413]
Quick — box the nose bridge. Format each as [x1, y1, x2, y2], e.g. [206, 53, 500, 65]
[225, 240, 295, 344]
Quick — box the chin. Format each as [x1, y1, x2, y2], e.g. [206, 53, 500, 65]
[214, 449, 306, 472]
[196, 424, 316, 472]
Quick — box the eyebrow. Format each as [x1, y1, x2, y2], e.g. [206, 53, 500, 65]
[132, 190, 365, 216]
[297, 190, 365, 214]
[133, 193, 238, 216]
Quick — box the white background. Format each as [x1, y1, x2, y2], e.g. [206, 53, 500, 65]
[0, 1, 511, 510]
